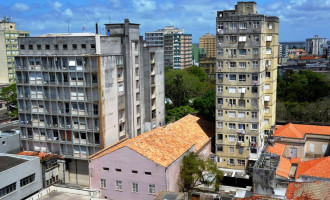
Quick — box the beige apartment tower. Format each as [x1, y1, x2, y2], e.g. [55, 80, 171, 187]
[0, 17, 29, 83]
[199, 33, 216, 58]
[215, 2, 279, 173]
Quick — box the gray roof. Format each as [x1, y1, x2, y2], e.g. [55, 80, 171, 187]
[0, 156, 27, 172]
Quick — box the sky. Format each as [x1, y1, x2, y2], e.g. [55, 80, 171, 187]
[1, 0, 330, 43]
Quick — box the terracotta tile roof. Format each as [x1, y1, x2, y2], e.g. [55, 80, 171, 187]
[290, 157, 301, 164]
[286, 181, 330, 200]
[295, 156, 330, 179]
[274, 123, 330, 139]
[276, 156, 291, 178]
[89, 115, 212, 167]
[17, 151, 60, 160]
[266, 143, 286, 156]
[237, 195, 281, 200]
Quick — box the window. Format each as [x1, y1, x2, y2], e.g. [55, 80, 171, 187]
[238, 135, 244, 142]
[103, 167, 109, 171]
[239, 99, 245, 107]
[229, 123, 236, 129]
[217, 134, 223, 141]
[219, 23, 224, 30]
[239, 36, 246, 42]
[132, 170, 138, 174]
[229, 111, 236, 118]
[37, 44, 41, 50]
[72, 44, 77, 49]
[238, 87, 246, 94]
[115, 181, 123, 190]
[239, 22, 247, 29]
[230, 147, 234, 153]
[253, 48, 259, 55]
[91, 44, 96, 49]
[20, 44, 25, 49]
[268, 23, 273, 29]
[322, 144, 327, 154]
[217, 85, 223, 93]
[81, 44, 86, 49]
[253, 21, 259, 28]
[252, 112, 257, 118]
[229, 74, 236, 81]
[115, 168, 121, 172]
[252, 74, 258, 81]
[265, 107, 270, 113]
[229, 49, 236, 56]
[216, 157, 223, 163]
[238, 160, 245, 165]
[132, 183, 139, 192]
[254, 36, 259, 42]
[229, 36, 237, 43]
[239, 62, 246, 68]
[217, 98, 223, 105]
[229, 159, 235, 165]
[252, 124, 258, 130]
[229, 62, 236, 68]
[218, 73, 223, 80]
[149, 184, 155, 194]
[218, 49, 224, 56]
[230, 23, 237, 29]
[252, 86, 258, 93]
[63, 44, 67, 50]
[266, 72, 271, 78]
[290, 148, 297, 157]
[0, 182, 16, 198]
[218, 36, 224, 42]
[238, 124, 245, 130]
[20, 174, 35, 187]
[217, 122, 223, 129]
[239, 49, 246, 55]
[265, 84, 270, 90]
[238, 74, 246, 82]
[54, 44, 59, 50]
[252, 61, 258, 68]
[29, 45, 33, 50]
[145, 172, 152, 175]
[238, 112, 245, 118]
[229, 99, 236, 106]
[266, 48, 272, 54]
[266, 36, 272, 41]
[217, 110, 223, 117]
[309, 143, 315, 153]
[252, 99, 258, 106]
[251, 136, 257, 143]
[229, 87, 236, 94]
[100, 179, 106, 188]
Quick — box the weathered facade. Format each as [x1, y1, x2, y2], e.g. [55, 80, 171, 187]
[15, 19, 165, 186]
[215, 1, 279, 172]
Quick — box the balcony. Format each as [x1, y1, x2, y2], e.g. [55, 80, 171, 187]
[237, 129, 245, 134]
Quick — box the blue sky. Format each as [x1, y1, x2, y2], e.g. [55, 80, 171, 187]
[1, 0, 330, 43]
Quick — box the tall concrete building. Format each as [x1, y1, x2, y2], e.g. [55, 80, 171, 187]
[199, 33, 216, 58]
[145, 26, 192, 69]
[305, 35, 327, 55]
[215, 2, 279, 174]
[0, 17, 29, 84]
[15, 19, 165, 186]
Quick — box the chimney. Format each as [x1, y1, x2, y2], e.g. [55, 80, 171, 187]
[95, 23, 98, 34]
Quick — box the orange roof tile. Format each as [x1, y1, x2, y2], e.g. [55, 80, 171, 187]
[286, 181, 330, 200]
[274, 123, 330, 139]
[237, 195, 281, 200]
[17, 151, 59, 160]
[276, 156, 291, 178]
[295, 156, 330, 179]
[89, 115, 212, 167]
[290, 157, 301, 164]
[266, 143, 286, 156]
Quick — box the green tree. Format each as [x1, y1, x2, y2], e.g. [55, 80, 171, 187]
[179, 152, 223, 194]
[0, 84, 18, 118]
[186, 65, 208, 82]
[192, 90, 215, 121]
[165, 106, 198, 123]
[165, 70, 204, 107]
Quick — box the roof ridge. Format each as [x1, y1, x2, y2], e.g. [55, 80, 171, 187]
[289, 124, 304, 138]
[89, 138, 129, 159]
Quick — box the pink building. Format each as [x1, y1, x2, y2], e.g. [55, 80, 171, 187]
[89, 114, 213, 200]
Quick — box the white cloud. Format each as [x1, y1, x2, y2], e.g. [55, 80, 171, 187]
[63, 8, 73, 18]
[133, 0, 156, 12]
[53, 1, 63, 12]
[13, 3, 30, 11]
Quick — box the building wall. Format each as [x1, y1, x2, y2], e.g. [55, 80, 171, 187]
[215, 2, 279, 170]
[90, 147, 167, 200]
[0, 132, 20, 153]
[0, 31, 9, 83]
[0, 154, 42, 200]
[199, 34, 216, 58]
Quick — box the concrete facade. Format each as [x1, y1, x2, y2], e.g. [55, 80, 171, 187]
[164, 34, 192, 69]
[215, 1, 279, 171]
[306, 35, 327, 55]
[15, 19, 165, 186]
[0, 17, 29, 84]
[0, 129, 20, 153]
[199, 33, 216, 58]
[0, 153, 42, 200]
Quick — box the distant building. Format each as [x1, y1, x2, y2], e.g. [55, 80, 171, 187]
[199, 57, 216, 79]
[146, 26, 192, 69]
[0, 153, 42, 200]
[305, 35, 327, 55]
[89, 115, 213, 200]
[199, 33, 216, 58]
[215, 1, 279, 175]
[0, 17, 29, 84]
[16, 19, 165, 186]
[0, 129, 20, 153]
[279, 42, 305, 58]
[192, 44, 205, 65]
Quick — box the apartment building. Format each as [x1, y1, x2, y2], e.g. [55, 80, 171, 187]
[306, 35, 327, 55]
[215, 2, 279, 172]
[15, 19, 165, 186]
[146, 26, 192, 69]
[199, 33, 216, 58]
[0, 17, 29, 84]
